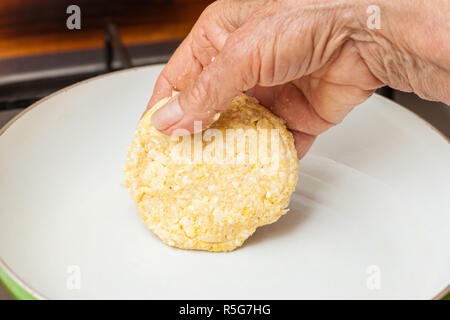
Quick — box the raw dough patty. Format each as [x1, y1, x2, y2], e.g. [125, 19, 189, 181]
[124, 94, 298, 251]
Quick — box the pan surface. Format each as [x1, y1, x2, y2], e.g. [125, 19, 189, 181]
[0, 65, 449, 299]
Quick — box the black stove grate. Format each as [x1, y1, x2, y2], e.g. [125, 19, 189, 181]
[0, 24, 178, 111]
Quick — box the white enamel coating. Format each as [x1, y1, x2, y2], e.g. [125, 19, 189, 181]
[0, 65, 449, 299]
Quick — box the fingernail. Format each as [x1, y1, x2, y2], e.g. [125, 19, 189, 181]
[151, 96, 184, 131]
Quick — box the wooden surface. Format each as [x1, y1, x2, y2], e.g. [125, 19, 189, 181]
[0, 0, 213, 59]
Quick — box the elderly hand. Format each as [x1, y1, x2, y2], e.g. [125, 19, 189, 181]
[146, 0, 450, 159]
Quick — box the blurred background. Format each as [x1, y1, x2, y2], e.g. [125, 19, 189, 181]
[0, 0, 213, 117]
[0, 0, 449, 299]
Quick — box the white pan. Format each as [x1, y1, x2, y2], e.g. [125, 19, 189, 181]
[0, 65, 449, 299]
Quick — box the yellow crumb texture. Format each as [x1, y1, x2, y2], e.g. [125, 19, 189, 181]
[124, 94, 299, 251]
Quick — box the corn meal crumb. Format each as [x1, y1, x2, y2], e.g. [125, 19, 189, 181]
[124, 94, 299, 251]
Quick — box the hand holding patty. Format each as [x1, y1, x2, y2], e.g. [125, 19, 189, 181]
[147, 0, 450, 159]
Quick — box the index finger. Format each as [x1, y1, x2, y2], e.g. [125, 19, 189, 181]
[144, 0, 268, 116]
[144, 34, 203, 115]
[145, 4, 234, 115]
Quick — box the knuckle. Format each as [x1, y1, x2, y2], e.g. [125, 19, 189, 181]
[223, 32, 260, 89]
[202, 0, 227, 19]
[185, 79, 211, 114]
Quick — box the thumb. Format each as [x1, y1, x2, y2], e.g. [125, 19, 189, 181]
[151, 36, 258, 135]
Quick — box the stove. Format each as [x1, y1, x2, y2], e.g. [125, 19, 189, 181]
[0, 23, 180, 110]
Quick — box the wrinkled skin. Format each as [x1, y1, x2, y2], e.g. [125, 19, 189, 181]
[146, 0, 450, 158]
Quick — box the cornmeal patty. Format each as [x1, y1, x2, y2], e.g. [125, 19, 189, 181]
[124, 94, 298, 251]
